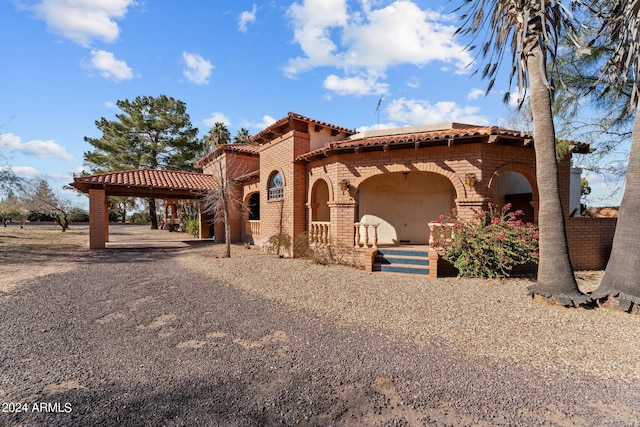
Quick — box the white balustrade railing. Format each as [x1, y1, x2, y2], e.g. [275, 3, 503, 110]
[249, 220, 260, 236]
[428, 222, 454, 246]
[310, 221, 330, 245]
[354, 222, 379, 248]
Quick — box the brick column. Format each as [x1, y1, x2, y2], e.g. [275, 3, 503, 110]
[455, 198, 489, 221]
[329, 201, 357, 247]
[104, 198, 109, 242]
[89, 188, 107, 249]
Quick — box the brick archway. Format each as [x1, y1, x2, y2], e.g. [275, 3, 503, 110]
[352, 163, 467, 202]
[487, 163, 539, 223]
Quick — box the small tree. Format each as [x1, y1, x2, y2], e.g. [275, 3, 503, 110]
[200, 153, 247, 258]
[265, 199, 291, 257]
[23, 179, 78, 232]
[0, 190, 25, 227]
[110, 196, 138, 223]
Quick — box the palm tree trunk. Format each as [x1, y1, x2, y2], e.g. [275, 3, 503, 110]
[525, 49, 590, 307]
[591, 105, 640, 311]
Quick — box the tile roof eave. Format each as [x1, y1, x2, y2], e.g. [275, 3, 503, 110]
[251, 112, 356, 143]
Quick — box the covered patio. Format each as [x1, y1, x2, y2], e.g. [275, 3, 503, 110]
[71, 169, 217, 249]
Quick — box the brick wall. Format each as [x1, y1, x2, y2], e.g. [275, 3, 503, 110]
[566, 217, 617, 270]
[258, 130, 310, 253]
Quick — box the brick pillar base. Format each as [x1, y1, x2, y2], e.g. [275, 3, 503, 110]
[329, 201, 357, 248]
[89, 189, 107, 249]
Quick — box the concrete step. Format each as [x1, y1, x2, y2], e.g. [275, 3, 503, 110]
[374, 254, 430, 266]
[372, 263, 431, 275]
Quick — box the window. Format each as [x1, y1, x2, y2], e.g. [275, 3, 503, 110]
[268, 171, 284, 200]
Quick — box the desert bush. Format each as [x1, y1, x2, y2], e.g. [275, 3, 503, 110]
[264, 232, 291, 257]
[131, 212, 150, 224]
[432, 203, 539, 278]
[293, 232, 335, 265]
[185, 219, 199, 237]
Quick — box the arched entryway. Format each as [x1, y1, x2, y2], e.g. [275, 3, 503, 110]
[357, 171, 456, 245]
[244, 192, 260, 243]
[490, 171, 535, 223]
[309, 179, 331, 245]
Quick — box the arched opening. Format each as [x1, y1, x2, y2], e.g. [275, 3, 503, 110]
[311, 179, 330, 221]
[492, 171, 534, 223]
[248, 192, 260, 220]
[358, 171, 456, 245]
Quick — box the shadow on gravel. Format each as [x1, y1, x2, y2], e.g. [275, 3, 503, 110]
[77, 247, 193, 265]
[7, 378, 345, 427]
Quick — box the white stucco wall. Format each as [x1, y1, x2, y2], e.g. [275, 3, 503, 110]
[492, 171, 532, 206]
[358, 172, 456, 245]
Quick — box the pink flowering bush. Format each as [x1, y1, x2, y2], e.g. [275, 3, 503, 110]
[432, 203, 539, 278]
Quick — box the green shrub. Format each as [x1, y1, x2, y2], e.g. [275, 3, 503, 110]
[264, 232, 291, 257]
[179, 202, 199, 234]
[130, 212, 150, 224]
[432, 203, 539, 278]
[185, 219, 199, 237]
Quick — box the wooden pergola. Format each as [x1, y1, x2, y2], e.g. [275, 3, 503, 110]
[71, 169, 218, 249]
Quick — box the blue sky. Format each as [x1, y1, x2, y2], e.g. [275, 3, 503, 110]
[0, 0, 624, 206]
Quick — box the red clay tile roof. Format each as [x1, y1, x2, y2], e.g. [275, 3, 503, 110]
[72, 169, 218, 192]
[235, 169, 260, 182]
[295, 125, 527, 160]
[251, 112, 356, 144]
[196, 143, 260, 169]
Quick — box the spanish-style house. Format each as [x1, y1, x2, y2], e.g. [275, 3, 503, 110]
[72, 112, 616, 276]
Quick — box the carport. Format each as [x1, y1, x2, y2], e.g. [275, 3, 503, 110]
[71, 169, 217, 249]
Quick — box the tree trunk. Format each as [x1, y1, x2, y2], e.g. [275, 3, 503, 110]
[591, 105, 640, 311]
[525, 49, 590, 307]
[223, 190, 231, 258]
[149, 198, 158, 230]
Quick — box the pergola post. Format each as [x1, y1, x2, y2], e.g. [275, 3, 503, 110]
[89, 188, 107, 249]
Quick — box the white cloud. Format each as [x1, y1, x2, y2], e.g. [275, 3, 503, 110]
[467, 88, 485, 100]
[245, 115, 277, 130]
[238, 5, 257, 33]
[356, 122, 399, 132]
[85, 49, 133, 81]
[284, 0, 473, 94]
[406, 77, 420, 88]
[386, 98, 488, 125]
[203, 112, 231, 128]
[27, 0, 135, 46]
[323, 74, 388, 96]
[258, 115, 277, 129]
[182, 52, 214, 85]
[104, 101, 117, 108]
[7, 166, 39, 179]
[0, 133, 74, 161]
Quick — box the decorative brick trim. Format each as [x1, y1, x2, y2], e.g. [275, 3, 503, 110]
[353, 163, 467, 201]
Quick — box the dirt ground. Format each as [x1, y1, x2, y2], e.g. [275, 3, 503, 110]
[0, 224, 638, 426]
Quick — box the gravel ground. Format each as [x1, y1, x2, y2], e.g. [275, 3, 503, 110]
[1, 229, 639, 425]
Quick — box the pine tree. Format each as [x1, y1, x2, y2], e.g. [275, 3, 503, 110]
[83, 95, 200, 229]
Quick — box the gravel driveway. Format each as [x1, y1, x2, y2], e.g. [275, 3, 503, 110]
[1, 244, 639, 426]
